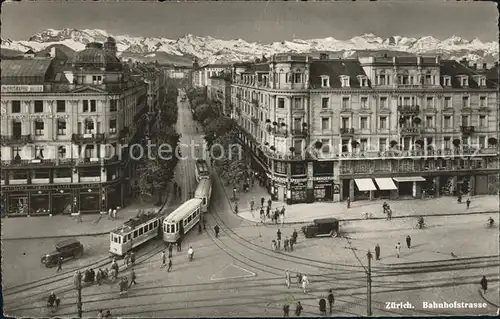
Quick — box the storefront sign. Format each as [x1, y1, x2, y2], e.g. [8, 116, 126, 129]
[312, 176, 335, 182]
[1, 85, 44, 93]
[6, 114, 71, 120]
[333, 184, 340, 194]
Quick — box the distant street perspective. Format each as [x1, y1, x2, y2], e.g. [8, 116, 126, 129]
[2, 1, 500, 318]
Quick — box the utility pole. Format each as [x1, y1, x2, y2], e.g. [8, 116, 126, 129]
[366, 250, 373, 317]
[74, 270, 82, 318]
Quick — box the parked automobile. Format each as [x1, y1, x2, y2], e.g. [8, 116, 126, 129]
[41, 239, 84, 267]
[302, 218, 340, 238]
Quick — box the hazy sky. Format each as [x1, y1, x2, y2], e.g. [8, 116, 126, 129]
[3, 1, 498, 42]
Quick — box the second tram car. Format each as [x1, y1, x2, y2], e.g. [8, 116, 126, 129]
[163, 198, 202, 243]
[195, 159, 210, 182]
[110, 212, 160, 256]
[194, 178, 212, 213]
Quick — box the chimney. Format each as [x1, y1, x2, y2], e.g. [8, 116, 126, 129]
[319, 53, 328, 60]
[435, 56, 441, 64]
[417, 56, 422, 65]
[482, 63, 487, 69]
[50, 47, 57, 58]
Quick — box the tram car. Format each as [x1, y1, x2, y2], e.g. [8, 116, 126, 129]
[163, 198, 202, 243]
[195, 159, 210, 182]
[109, 212, 160, 256]
[194, 178, 212, 213]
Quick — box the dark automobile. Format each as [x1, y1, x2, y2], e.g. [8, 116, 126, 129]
[41, 239, 84, 267]
[302, 218, 340, 238]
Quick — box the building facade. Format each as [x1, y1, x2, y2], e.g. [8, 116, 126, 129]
[231, 54, 499, 204]
[192, 63, 231, 88]
[207, 75, 232, 115]
[0, 38, 165, 216]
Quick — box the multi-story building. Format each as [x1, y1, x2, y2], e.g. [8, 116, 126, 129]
[0, 38, 165, 216]
[164, 65, 192, 80]
[231, 54, 499, 204]
[192, 62, 231, 87]
[207, 74, 232, 115]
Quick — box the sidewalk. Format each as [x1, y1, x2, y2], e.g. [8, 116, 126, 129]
[2, 183, 176, 240]
[217, 175, 498, 224]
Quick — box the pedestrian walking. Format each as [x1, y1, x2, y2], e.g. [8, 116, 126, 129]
[480, 276, 487, 293]
[375, 244, 381, 260]
[129, 269, 137, 287]
[285, 270, 291, 288]
[108, 208, 113, 220]
[261, 196, 265, 207]
[284, 237, 290, 252]
[56, 256, 63, 272]
[97, 310, 104, 319]
[301, 274, 309, 294]
[280, 206, 285, 225]
[327, 289, 335, 314]
[125, 252, 130, 266]
[272, 240, 277, 251]
[283, 304, 290, 317]
[406, 235, 411, 249]
[292, 229, 298, 245]
[198, 222, 202, 234]
[202, 216, 206, 229]
[296, 272, 302, 288]
[295, 301, 303, 316]
[395, 242, 401, 258]
[347, 197, 351, 209]
[277, 229, 282, 250]
[130, 251, 136, 266]
[250, 199, 255, 212]
[168, 244, 173, 258]
[161, 251, 166, 268]
[167, 257, 172, 272]
[260, 208, 265, 223]
[232, 187, 237, 201]
[466, 197, 471, 209]
[112, 209, 117, 220]
[234, 202, 239, 214]
[319, 298, 327, 316]
[214, 225, 220, 238]
[266, 206, 271, 219]
[177, 238, 182, 251]
[289, 236, 294, 252]
[105, 310, 111, 318]
[268, 198, 272, 209]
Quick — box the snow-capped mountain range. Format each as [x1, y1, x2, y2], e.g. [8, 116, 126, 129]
[1, 28, 498, 65]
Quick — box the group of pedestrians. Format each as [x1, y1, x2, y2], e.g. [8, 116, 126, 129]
[96, 310, 112, 318]
[257, 197, 287, 225]
[372, 235, 413, 260]
[272, 229, 298, 252]
[282, 288, 335, 317]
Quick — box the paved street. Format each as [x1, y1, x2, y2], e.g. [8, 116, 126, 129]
[3, 91, 499, 317]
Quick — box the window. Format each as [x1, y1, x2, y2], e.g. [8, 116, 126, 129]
[12, 146, 21, 159]
[321, 118, 330, 130]
[92, 75, 103, 84]
[360, 139, 368, 152]
[139, 228, 143, 236]
[133, 230, 138, 238]
[443, 77, 451, 86]
[380, 97, 387, 108]
[479, 97, 486, 108]
[360, 117, 368, 129]
[294, 73, 301, 83]
[461, 116, 469, 126]
[35, 121, 44, 136]
[425, 116, 434, 128]
[360, 97, 368, 109]
[83, 100, 89, 112]
[341, 77, 349, 87]
[90, 100, 96, 112]
[56, 100, 65, 112]
[360, 78, 368, 87]
[341, 117, 349, 129]
[479, 136, 486, 148]
[110, 100, 117, 112]
[58, 146, 66, 159]
[85, 120, 95, 133]
[479, 115, 486, 127]
[444, 97, 452, 109]
[321, 77, 329, 87]
[426, 97, 434, 108]
[109, 119, 117, 134]
[34, 101, 43, 113]
[461, 77, 468, 87]
[425, 73, 432, 84]
[479, 78, 486, 86]
[57, 120, 66, 135]
[278, 98, 285, 108]
[379, 117, 387, 129]
[11, 101, 21, 113]
[462, 96, 469, 108]
[379, 138, 387, 151]
[321, 139, 330, 153]
[293, 97, 302, 109]
[378, 73, 386, 85]
[444, 116, 451, 129]
[321, 97, 329, 109]
[342, 97, 350, 109]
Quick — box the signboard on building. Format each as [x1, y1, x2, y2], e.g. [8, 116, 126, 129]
[1, 85, 44, 93]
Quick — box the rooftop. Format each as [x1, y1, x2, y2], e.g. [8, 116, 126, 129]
[310, 59, 368, 88]
[111, 211, 159, 235]
[1, 58, 53, 85]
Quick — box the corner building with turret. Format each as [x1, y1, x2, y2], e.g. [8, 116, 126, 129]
[229, 54, 499, 204]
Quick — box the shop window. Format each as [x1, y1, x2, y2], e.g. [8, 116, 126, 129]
[57, 120, 67, 135]
[54, 168, 72, 178]
[11, 101, 21, 113]
[35, 121, 44, 136]
[57, 100, 66, 112]
[34, 101, 43, 113]
[110, 100, 117, 112]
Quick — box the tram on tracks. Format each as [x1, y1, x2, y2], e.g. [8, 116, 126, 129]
[163, 198, 202, 243]
[109, 212, 160, 256]
[194, 178, 212, 213]
[195, 159, 210, 182]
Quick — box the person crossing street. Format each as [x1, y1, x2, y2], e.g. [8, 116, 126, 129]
[56, 256, 63, 272]
[129, 269, 137, 287]
[285, 270, 291, 288]
[406, 235, 412, 249]
[168, 244, 173, 258]
[214, 225, 220, 238]
[167, 257, 172, 272]
[161, 251, 166, 268]
[327, 289, 335, 314]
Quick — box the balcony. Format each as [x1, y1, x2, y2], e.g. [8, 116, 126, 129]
[397, 105, 420, 114]
[1, 158, 76, 168]
[399, 127, 421, 136]
[478, 106, 490, 112]
[0, 134, 33, 146]
[460, 126, 475, 134]
[32, 178, 50, 184]
[251, 117, 260, 125]
[53, 177, 72, 183]
[340, 128, 355, 136]
[80, 176, 101, 183]
[72, 133, 105, 144]
[291, 129, 308, 137]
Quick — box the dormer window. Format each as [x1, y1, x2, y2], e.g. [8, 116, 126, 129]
[321, 76, 330, 87]
[294, 73, 302, 84]
[458, 75, 469, 87]
[357, 75, 368, 87]
[92, 75, 103, 85]
[378, 71, 386, 85]
[473, 75, 487, 87]
[442, 76, 451, 87]
[340, 76, 350, 87]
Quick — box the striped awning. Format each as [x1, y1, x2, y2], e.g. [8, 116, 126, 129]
[354, 179, 377, 191]
[374, 178, 398, 190]
[393, 176, 426, 182]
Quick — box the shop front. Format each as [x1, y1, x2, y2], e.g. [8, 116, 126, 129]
[393, 176, 426, 198]
[52, 191, 73, 215]
[79, 188, 102, 213]
[7, 191, 28, 216]
[268, 174, 287, 201]
[287, 178, 308, 204]
[30, 190, 50, 215]
[313, 177, 334, 201]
